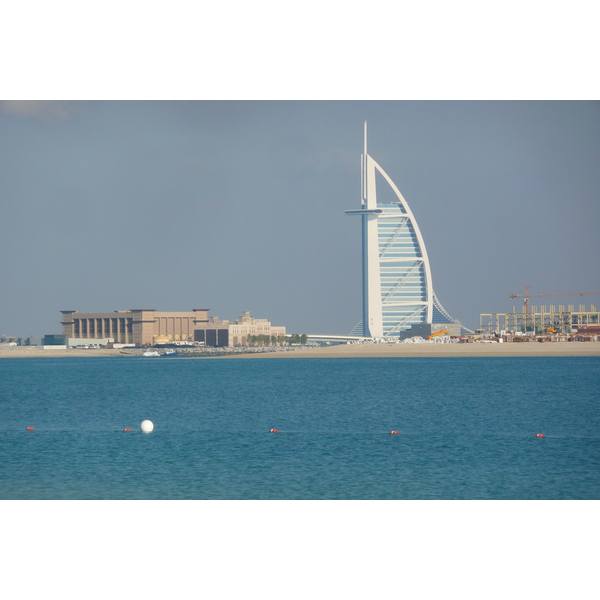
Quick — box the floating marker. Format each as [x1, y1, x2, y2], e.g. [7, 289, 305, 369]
[535, 433, 545, 438]
[389, 431, 399, 435]
[123, 428, 131, 432]
[140, 420, 154, 433]
[26, 427, 34, 431]
[269, 429, 278, 433]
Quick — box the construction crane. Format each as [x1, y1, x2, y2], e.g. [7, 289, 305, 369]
[509, 287, 600, 313]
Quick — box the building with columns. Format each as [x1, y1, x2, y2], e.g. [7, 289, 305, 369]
[61, 309, 210, 346]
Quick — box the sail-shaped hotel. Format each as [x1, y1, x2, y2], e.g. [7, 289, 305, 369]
[346, 123, 463, 339]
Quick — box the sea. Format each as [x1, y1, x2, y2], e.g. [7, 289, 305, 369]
[1, 355, 599, 500]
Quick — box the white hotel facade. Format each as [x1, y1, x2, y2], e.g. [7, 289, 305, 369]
[346, 122, 462, 339]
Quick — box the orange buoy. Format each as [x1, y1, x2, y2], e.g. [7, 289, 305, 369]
[123, 428, 131, 432]
[26, 427, 34, 431]
[535, 433, 545, 438]
[389, 431, 399, 435]
[269, 429, 278, 433]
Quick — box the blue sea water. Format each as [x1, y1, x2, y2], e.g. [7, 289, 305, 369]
[1, 356, 598, 499]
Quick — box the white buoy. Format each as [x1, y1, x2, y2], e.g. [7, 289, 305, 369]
[140, 420, 154, 433]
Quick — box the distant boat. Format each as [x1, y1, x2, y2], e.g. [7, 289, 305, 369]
[142, 350, 160, 357]
[161, 350, 178, 357]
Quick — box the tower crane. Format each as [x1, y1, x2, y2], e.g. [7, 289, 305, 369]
[509, 287, 600, 314]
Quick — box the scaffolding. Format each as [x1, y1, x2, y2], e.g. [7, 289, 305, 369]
[479, 305, 600, 334]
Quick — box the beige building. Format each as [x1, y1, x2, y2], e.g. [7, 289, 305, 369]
[194, 311, 286, 347]
[60, 309, 286, 347]
[61, 309, 209, 346]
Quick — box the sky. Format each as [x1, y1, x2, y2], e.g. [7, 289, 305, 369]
[1, 100, 599, 338]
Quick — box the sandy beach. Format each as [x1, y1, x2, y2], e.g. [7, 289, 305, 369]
[227, 341, 600, 358]
[1, 342, 599, 359]
[0, 347, 125, 358]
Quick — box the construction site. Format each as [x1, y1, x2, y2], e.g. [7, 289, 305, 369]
[479, 288, 600, 341]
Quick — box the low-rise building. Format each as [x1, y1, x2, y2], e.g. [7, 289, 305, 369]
[61, 309, 210, 346]
[194, 311, 286, 347]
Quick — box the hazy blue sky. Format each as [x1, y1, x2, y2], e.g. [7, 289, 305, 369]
[1, 100, 599, 338]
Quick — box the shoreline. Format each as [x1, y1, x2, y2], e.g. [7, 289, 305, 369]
[1, 341, 599, 359]
[222, 341, 600, 358]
